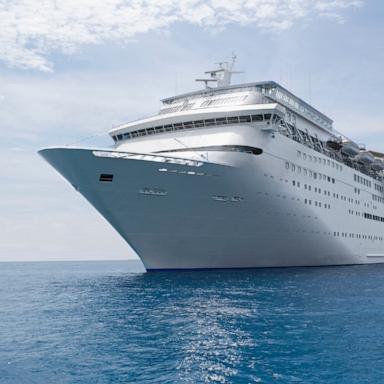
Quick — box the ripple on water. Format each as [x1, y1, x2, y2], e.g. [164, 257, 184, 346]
[1, 261, 384, 383]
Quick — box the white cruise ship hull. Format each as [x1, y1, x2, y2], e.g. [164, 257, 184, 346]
[39, 143, 384, 270]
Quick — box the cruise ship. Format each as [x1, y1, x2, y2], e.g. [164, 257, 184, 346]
[39, 58, 384, 270]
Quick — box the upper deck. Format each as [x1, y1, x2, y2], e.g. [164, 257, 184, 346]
[109, 58, 334, 143]
[160, 81, 333, 132]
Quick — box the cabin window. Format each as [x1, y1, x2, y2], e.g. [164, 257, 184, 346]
[204, 119, 215, 126]
[228, 116, 239, 124]
[251, 114, 263, 122]
[215, 117, 227, 125]
[239, 115, 251, 123]
[99, 174, 113, 182]
[183, 121, 194, 129]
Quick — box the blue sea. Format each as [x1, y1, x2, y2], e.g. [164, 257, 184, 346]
[1, 261, 384, 383]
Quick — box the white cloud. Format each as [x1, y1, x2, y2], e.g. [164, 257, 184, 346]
[0, 0, 363, 71]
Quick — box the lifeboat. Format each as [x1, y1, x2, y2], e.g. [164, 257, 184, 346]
[355, 150, 375, 164]
[341, 140, 360, 157]
[371, 158, 384, 171]
[326, 139, 342, 151]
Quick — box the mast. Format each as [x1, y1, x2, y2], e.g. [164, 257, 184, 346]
[196, 54, 242, 89]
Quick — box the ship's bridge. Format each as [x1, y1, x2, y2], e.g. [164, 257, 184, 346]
[109, 58, 334, 142]
[109, 102, 285, 142]
[160, 81, 333, 132]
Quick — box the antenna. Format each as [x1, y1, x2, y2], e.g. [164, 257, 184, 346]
[196, 53, 243, 89]
[308, 69, 312, 105]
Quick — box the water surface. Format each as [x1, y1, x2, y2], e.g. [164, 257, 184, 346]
[1, 261, 383, 383]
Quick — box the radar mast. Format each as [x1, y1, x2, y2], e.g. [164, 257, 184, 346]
[196, 54, 242, 89]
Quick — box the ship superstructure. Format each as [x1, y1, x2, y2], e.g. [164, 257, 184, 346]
[40, 58, 384, 270]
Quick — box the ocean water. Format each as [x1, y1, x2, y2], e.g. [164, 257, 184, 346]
[1, 261, 384, 384]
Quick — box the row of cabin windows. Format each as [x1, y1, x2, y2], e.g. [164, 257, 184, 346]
[292, 175, 364, 208]
[354, 174, 372, 188]
[297, 150, 343, 171]
[372, 194, 384, 204]
[293, 180, 335, 199]
[375, 183, 384, 193]
[304, 198, 331, 209]
[112, 113, 274, 142]
[286, 162, 335, 183]
[364, 212, 384, 222]
[288, 163, 376, 207]
[348, 210, 362, 217]
[341, 196, 361, 205]
[333, 232, 383, 241]
[285, 121, 380, 184]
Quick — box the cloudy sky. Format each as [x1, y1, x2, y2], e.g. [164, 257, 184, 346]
[1, 0, 383, 262]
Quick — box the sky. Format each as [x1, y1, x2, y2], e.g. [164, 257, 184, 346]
[1, 0, 383, 262]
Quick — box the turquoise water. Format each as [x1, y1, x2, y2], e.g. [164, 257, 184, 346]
[1, 261, 384, 383]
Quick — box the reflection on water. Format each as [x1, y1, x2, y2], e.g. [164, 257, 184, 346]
[1, 261, 384, 383]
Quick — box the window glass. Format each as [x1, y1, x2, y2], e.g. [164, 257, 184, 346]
[239, 115, 251, 123]
[204, 119, 215, 126]
[215, 118, 227, 125]
[251, 114, 263, 121]
[228, 116, 239, 124]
